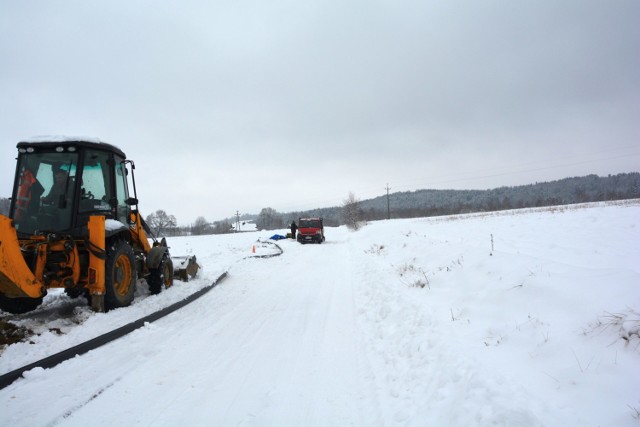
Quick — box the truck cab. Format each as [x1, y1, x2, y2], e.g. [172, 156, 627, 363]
[297, 217, 325, 244]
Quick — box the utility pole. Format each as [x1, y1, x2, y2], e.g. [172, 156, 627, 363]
[235, 210, 240, 232]
[385, 183, 391, 220]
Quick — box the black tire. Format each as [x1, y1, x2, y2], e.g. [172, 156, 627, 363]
[104, 239, 136, 310]
[0, 294, 43, 314]
[148, 255, 174, 295]
[65, 287, 84, 299]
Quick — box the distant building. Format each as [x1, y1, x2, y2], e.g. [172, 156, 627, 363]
[230, 220, 258, 232]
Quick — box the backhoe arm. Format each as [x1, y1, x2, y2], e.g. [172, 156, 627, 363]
[0, 215, 46, 298]
[129, 210, 152, 254]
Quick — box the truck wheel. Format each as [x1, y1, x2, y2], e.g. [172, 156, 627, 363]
[0, 294, 43, 314]
[104, 239, 136, 310]
[148, 255, 173, 294]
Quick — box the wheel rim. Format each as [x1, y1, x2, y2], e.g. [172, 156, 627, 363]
[163, 262, 173, 288]
[114, 254, 133, 297]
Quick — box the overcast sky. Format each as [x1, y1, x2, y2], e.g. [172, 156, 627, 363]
[1, 1, 638, 225]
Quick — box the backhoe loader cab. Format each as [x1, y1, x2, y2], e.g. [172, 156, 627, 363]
[0, 137, 177, 314]
[11, 139, 130, 235]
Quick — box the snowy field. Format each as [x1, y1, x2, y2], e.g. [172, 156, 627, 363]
[1, 200, 639, 426]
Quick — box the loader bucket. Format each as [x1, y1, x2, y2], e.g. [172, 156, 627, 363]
[0, 215, 45, 299]
[172, 255, 199, 282]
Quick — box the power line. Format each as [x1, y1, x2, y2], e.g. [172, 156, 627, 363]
[385, 183, 391, 219]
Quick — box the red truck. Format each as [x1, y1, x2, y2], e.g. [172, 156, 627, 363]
[297, 217, 325, 244]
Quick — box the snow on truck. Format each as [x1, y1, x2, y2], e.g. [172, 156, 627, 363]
[0, 137, 197, 314]
[297, 217, 325, 244]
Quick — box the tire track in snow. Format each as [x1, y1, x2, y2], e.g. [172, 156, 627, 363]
[77, 239, 382, 427]
[214, 240, 375, 426]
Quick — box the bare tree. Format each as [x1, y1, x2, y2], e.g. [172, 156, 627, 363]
[213, 220, 232, 234]
[145, 209, 177, 236]
[192, 216, 210, 235]
[342, 192, 364, 231]
[256, 207, 283, 230]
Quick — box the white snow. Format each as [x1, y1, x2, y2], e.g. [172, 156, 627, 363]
[21, 136, 106, 144]
[231, 219, 258, 232]
[105, 219, 127, 232]
[19, 136, 125, 154]
[1, 201, 639, 426]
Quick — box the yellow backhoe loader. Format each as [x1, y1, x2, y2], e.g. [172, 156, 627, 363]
[0, 137, 195, 314]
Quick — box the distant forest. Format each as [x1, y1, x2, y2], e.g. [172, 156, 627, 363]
[247, 172, 640, 229]
[2, 173, 639, 233]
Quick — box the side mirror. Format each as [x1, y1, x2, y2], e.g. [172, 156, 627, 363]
[126, 197, 138, 206]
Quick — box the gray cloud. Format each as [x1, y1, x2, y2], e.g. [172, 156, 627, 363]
[1, 0, 639, 223]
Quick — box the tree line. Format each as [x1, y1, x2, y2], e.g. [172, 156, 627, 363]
[144, 211, 233, 237]
[2, 173, 639, 235]
[232, 172, 640, 230]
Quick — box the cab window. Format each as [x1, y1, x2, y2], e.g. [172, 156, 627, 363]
[114, 160, 130, 224]
[79, 150, 113, 215]
[11, 151, 78, 234]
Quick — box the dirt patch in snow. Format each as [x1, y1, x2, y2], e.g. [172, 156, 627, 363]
[0, 319, 35, 348]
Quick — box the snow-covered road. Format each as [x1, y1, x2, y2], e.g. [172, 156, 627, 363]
[1, 201, 639, 426]
[59, 242, 369, 426]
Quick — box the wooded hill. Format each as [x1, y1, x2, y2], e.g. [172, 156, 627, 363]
[2, 172, 639, 232]
[254, 172, 640, 228]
